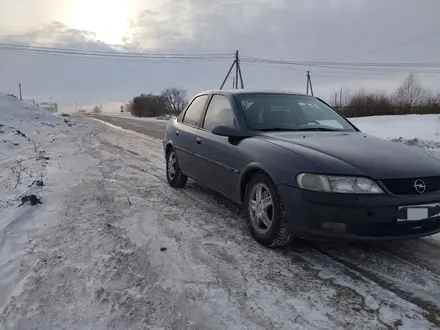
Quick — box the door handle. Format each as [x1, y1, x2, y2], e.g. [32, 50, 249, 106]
[196, 137, 202, 144]
[176, 130, 179, 136]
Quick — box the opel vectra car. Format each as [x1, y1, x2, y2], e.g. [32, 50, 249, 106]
[163, 89, 440, 247]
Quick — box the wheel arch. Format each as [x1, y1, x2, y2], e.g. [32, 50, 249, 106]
[239, 163, 274, 203]
[165, 141, 174, 158]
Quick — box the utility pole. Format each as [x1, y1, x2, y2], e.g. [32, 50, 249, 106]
[306, 71, 314, 96]
[306, 72, 309, 95]
[235, 51, 239, 89]
[238, 59, 244, 89]
[220, 50, 245, 90]
[19, 83, 22, 100]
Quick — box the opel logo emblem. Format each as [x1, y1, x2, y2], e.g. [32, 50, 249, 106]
[414, 179, 426, 194]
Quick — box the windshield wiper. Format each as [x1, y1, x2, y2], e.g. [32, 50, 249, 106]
[256, 128, 298, 132]
[293, 127, 340, 132]
[256, 127, 340, 132]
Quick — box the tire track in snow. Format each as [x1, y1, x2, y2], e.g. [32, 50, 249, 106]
[354, 242, 440, 279]
[308, 243, 440, 327]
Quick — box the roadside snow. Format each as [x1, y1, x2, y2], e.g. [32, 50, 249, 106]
[0, 94, 97, 324]
[1, 98, 440, 330]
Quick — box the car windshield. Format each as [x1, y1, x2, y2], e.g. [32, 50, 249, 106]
[235, 93, 357, 132]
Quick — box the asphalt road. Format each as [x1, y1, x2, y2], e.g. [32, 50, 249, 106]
[91, 115, 167, 139]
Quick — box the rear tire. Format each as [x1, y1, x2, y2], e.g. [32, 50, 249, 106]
[166, 147, 188, 188]
[244, 173, 293, 247]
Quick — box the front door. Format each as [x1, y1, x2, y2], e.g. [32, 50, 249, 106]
[194, 94, 242, 199]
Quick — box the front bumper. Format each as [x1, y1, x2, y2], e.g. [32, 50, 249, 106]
[277, 184, 440, 240]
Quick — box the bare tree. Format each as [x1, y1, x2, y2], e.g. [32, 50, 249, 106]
[395, 73, 424, 107]
[330, 92, 339, 108]
[91, 105, 102, 114]
[160, 87, 188, 115]
[127, 93, 167, 117]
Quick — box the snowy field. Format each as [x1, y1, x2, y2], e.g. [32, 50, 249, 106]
[352, 114, 440, 142]
[1, 93, 440, 329]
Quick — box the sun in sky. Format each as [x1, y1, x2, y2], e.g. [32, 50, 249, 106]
[66, 0, 131, 44]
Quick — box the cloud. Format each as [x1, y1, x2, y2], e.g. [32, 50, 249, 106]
[2, 22, 101, 48]
[128, 0, 440, 61]
[0, 0, 439, 112]
[0, 22, 230, 112]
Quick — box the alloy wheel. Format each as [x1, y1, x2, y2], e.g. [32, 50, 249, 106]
[167, 152, 177, 180]
[248, 183, 274, 234]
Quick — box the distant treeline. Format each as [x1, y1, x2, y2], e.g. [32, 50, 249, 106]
[330, 74, 440, 117]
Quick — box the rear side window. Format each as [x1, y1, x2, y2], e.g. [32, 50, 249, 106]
[203, 95, 236, 131]
[182, 95, 208, 126]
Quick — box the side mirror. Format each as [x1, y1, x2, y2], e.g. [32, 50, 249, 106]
[211, 125, 245, 138]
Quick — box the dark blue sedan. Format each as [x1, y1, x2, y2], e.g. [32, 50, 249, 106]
[163, 90, 440, 247]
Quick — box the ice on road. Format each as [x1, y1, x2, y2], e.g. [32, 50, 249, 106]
[1, 95, 440, 329]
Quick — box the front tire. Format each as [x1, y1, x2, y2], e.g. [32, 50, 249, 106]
[166, 147, 188, 188]
[244, 173, 293, 247]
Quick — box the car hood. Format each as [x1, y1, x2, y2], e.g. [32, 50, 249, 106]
[258, 131, 440, 179]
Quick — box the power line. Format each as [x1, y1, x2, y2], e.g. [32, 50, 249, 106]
[0, 43, 232, 57]
[3, 43, 440, 69]
[0, 43, 234, 62]
[241, 61, 440, 77]
[241, 57, 440, 68]
[240, 61, 440, 86]
[0, 48, 230, 65]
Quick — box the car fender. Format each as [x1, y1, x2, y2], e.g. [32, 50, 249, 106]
[164, 119, 177, 156]
[164, 139, 174, 157]
[239, 161, 273, 184]
[237, 149, 324, 202]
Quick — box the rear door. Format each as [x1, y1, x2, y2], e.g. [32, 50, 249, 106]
[173, 94, 208, 180]
[195, 94, 242, 199]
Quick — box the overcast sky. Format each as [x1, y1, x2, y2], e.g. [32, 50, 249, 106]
[0, 0, 439, 112]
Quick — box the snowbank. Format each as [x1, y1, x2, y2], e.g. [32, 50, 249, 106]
[0, 93, 73, 209]
[0, 93, 96, 325]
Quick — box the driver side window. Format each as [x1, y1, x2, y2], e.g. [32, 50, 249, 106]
[202, 95, 236, 131]
[182, 95, 208, 126]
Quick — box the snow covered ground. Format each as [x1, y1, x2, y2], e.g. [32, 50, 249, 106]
[1, 95, 440, 330]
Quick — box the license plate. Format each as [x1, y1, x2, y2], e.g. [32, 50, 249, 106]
[397, 202, 440, 222]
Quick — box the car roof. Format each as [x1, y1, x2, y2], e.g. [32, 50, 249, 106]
[194, 89, 312, 98]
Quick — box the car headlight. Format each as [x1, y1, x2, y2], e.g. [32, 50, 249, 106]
[296, 173, 384, 194]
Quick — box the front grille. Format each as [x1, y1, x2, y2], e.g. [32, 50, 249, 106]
[381, 176, 440, 195]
